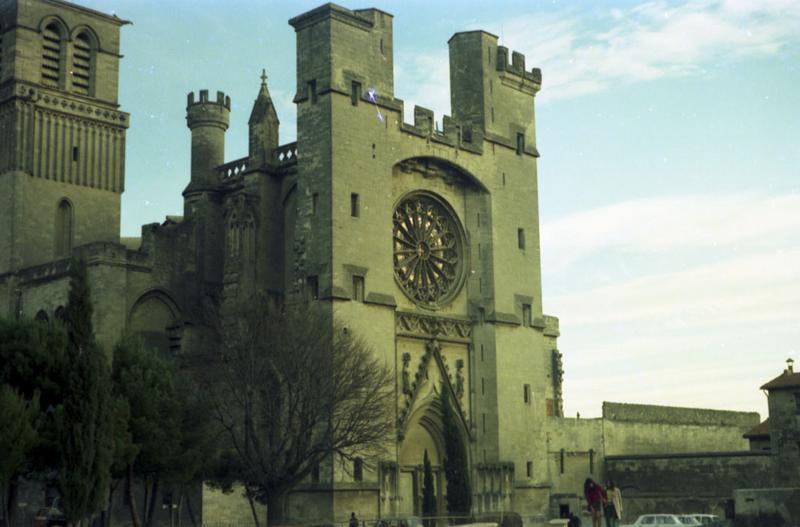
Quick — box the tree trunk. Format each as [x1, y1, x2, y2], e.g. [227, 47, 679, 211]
[144, 475, 159, 527]
[244, 484, 261, 527]
[6, 476, 18, 527]
[267, 493, 291, 527]
[2, 481, 8, 527]
[126, 464, 142, 527]
[185, 494, 197, 527]
[175, 493, 183, 527]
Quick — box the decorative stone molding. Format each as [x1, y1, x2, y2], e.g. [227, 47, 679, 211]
[395, 311, 472, 342]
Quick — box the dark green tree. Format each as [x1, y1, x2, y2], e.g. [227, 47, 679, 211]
[440, 390, 471, 518]
[0, 317, 68, 525]
[58, 258, 114, 527]
[422, 449, 437, 527]
[111, 334, 181, 527]
[0, 386, 38, 527]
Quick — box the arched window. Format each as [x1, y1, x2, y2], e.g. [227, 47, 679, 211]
[71, 31, 94, 96]
[35, 310, 50, 323]
[226, 211, 256, 264]
[54, 306, 66, 321]
[42, 22, 64, 88]
[227, 212, 241, 259]
[55, 199, 73, 258]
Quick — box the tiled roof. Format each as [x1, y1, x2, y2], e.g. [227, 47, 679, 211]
[743, 418, 769, 439]
[760, 371, 800, 390]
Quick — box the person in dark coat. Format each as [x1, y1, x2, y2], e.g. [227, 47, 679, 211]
[583, 478, 606, 527]
[349, 512, 359, 527]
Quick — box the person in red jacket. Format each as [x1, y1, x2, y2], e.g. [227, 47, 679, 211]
[583, 478, 606, 527]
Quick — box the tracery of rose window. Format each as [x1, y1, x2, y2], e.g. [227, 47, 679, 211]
[393, 192, 465, 308]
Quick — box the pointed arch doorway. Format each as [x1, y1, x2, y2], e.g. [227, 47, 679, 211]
[398, 399, 446, 517]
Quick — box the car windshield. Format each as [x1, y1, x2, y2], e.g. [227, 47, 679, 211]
[678, 517, 699, 525]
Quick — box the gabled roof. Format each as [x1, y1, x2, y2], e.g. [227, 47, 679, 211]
[743, 418, 769, 439]
[760, 371, 800, 391]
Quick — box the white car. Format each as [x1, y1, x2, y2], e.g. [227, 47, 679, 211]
[622, 515, 701, 526]
[689, 515, 720, 525]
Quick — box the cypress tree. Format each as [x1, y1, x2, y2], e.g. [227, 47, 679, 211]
[441, 390, 471, 518]
[421, 449, 437, 527]
[59, 258, 114, 526]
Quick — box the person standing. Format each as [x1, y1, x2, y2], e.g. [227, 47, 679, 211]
[349, 512, 359, 527]
[583, 478, 605, 527]
[604, 481, 623, 527]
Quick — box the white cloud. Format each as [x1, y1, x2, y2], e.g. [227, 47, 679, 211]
[541, 191, 800, 418]
[395, 49, 451, 124]
[542, 192, 800, 270]
[395, 0, 800, 110]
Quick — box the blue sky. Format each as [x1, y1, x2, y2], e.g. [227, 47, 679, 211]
[79, 0, 800, 419]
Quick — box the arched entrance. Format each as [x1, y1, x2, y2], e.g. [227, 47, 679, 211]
[398, 398, 446, 517]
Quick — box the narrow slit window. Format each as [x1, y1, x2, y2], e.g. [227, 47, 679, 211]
[311, 192, 318, 215]
[481, 377, 485, 395]
[524, 383, 531, 404]
[353, 457, 363, 482]
[522, 303, 532, 327]
[559, 449, 565, 474]
[526, 461, 533, 478]
[350, 193, 360, 217]
[352, 275, 365, 302]
[589, 449, 595, 474]
[72, 146, 79, 162]
[307, 275, 319, 301]
[351, 81, 361, 105]
[308, 79, 317, 104]
[518, 228, 526, 250]
[516, 132, 525, 155]
[54, 199, 73, 258]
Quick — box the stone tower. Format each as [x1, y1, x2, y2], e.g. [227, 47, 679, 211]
[0, 0, 129, 275]
[183, 89, 230, 285]
[287, 4, 557, 521]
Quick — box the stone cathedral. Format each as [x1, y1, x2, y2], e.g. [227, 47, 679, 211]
[2, 1, 778, 525]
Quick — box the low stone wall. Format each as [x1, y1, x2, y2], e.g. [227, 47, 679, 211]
[605, 452, 773, 519]
[733, 488, 800, 527]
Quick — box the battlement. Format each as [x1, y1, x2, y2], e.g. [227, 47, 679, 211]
[398, 104, 483, 154]
[186, 89, 231, 131]
[187, 89, 231, 110]
[496, 46, 542, 92]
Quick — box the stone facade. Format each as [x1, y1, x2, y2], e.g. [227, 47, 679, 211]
[0, 2, 777, 526]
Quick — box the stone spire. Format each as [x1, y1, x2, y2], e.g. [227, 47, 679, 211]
[249, 70, 280, 166]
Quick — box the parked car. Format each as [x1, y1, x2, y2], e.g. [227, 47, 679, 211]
[622, 514, 701, 526]
[374, 517, 423, 527]
[689, 515, 720, 525]
[32, 503, 66, 527]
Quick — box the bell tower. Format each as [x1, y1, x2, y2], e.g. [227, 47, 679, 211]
[0, 0, 129, 274]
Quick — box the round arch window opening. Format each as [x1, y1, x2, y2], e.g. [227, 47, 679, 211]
[393, 192, 466, 308]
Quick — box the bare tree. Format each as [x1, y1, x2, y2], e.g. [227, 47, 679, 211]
[205, 293, 393, 525]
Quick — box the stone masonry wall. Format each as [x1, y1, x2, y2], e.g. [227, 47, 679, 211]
[606, 452, 773, 519]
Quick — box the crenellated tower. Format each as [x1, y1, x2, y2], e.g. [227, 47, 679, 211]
[449, 31, 542, 158]
[0, 0, 129, 274]
[183, 89, 230, 286]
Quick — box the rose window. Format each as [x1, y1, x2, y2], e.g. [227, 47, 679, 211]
[393, 192, 465, 308]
